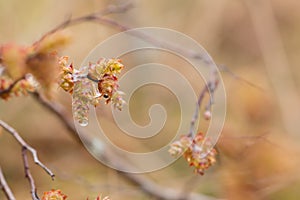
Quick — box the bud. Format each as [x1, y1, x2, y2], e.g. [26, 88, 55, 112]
[169, 132, 217, 175]
[204, 110, 211, 120]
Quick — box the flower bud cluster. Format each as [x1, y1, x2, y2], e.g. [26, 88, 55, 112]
[60, 57, 125, 126]
[42, 189, 67, 200]
[169, 132, 217, 175]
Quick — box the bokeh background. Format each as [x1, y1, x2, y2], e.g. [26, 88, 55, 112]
[1, 0, 300, 199]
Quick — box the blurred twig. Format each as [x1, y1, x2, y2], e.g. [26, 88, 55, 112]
[218, 65, 264, 91]
[0, 167, 16, 200]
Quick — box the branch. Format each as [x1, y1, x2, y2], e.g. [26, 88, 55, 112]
[0, 120, 54, 199]
[0, 120, 54, 179]
[0, 120, 55, 200]
[0, 167, 16, 200]
[188, 76, 219, 137]
[22, 147, 39, 200]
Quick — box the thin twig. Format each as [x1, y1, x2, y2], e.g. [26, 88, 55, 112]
[0, 120, 55, 200]
[179, 64, 220, 198]
[0, 167, 16, 200]
[0, 120, 54, 179]
[218, 65, 264, 91]
[22, 147, 39, 200]
[187, 86, 208, 137]
[188, 79, 219, 138]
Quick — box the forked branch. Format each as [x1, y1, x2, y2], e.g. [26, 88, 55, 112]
[0, 120, 54, 200]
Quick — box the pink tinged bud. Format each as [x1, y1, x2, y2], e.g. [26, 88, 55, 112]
[203, 110, 211, 120]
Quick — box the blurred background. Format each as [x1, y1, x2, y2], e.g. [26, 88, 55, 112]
[1, 0, 300, 199]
